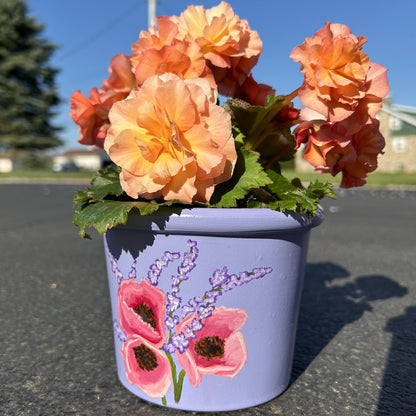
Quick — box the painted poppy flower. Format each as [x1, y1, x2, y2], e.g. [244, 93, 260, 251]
[118, 278, 167, 348]
[175, 306, 248, 387]
[121, 335, 171, 398]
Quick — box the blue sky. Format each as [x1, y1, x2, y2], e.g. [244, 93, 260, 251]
[28, 0, 416, 150]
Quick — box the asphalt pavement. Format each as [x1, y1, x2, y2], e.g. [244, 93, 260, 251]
[0, 184, 415, 415]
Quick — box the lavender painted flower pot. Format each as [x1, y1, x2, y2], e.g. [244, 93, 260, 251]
[104, 207, 323, 412]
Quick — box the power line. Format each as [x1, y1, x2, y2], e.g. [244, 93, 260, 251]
[58, 1, 145, 61]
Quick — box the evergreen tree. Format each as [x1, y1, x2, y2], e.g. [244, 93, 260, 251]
[0, 0, 62, 151]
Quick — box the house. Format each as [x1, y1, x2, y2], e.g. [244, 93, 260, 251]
[295, 98, 416, 173]
[52, 147, 111, 171]
[377, 100, 416, 172]
[0, 153, 17, 173]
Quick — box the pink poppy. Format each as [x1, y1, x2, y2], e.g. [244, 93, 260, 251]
[118, 279, 167, 348]
[176, 306, 248, 387]
[121, 335, 171, 398]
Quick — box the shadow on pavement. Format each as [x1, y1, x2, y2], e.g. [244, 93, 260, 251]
[376, 305, 416, 415]
[291, 262, 408, 382]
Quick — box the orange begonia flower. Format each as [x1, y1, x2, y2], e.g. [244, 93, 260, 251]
[297, 118, 384, 188]
[69, 54, 136, 148]
[104, 73, 237, 203]
[291, 21, 388, 123]
[131, 16, 215, 89]
[340, 120, 385, 187]
[175, 1, 262, 96]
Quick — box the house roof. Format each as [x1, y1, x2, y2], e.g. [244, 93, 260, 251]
[381, 103, 416, 129]
[61, 147, 105, 157]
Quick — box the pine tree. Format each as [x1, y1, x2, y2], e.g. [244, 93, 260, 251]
[0, 0, 62, 151]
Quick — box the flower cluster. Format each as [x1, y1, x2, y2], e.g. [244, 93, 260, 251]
[71, 2, 389, 237]
[108, 239, 272, 403]
[291, 21, 389, 187]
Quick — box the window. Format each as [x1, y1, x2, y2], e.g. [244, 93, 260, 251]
[392, 137, 406, 153]
[389, 117, 402, 131]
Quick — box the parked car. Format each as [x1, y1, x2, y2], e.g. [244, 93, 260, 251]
[51, 161, 79, 172]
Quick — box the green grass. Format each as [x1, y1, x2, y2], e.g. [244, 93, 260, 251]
[283, 169, 416, 188]
[1, 168, 415, 188]
[0, 169, 93, 181]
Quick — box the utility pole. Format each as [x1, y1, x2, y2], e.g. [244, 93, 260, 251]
[148, 0, 156, 27]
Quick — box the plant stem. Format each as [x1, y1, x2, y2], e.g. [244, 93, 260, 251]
[165, 351, 186, 404]
[175, 370, 186, 403]
[285, 88, 299, 104]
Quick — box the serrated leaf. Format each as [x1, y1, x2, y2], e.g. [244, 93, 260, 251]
[90, 166, 124, 200]
[72, 199, 170, 238]
[210, 147, 272, 207]
[266, 170, 335, 217]
[72, 189, 91, 207]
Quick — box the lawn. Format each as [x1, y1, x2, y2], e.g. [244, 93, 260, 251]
[283, 169, 416, 188]
[0, 169, 93, 181]
[1, 169, 415, 188]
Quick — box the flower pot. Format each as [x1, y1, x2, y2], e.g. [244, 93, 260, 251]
[104, 207, 323, 412]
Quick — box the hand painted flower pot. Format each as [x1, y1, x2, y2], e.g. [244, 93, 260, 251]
[104, 207, 323, 412]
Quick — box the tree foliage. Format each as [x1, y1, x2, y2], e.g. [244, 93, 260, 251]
[0, 0, 62, 151]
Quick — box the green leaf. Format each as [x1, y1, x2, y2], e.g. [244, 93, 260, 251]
[72, 199, 167, 238]
[89, 166, 124, 200]
[210, 147, 272, 207]
[266, 170, 335, 217]
[72, 166, 123, 209]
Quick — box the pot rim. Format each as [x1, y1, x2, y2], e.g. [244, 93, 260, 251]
[115, 207, 324, 236]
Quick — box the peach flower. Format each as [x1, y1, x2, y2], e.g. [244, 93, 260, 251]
[104, 73, 236, 203]
[130, 16, 215, 89]
[232, 74, 275, 106]
[121, 335, 171, 398]
[332, 62, 390, 135]
[100, 53, 136, 99]
[118, 278, 167, 348]
[131, 16, 179, 67]
[69, 53, 136, 148]
[69, 88, 108, 148]
[296, 118, 385, 187]
[340, 120, 385, 187]
[176, 307, 248, 387]
[291, 21, 388, 123]
[175, 1, 262, 95]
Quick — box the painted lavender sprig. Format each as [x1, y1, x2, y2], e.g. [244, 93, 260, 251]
[106, 241, 123, 284]
[113, 318, 127, 342]
[164, 240, 199, 353]
[147, 250, 181, 286]
[165, 260, 273, 354]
